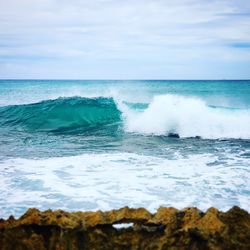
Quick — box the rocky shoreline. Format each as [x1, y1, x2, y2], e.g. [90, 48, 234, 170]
[0, 206, 249, 250]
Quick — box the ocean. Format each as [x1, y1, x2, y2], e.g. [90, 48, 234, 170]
[0, 80, 249, 218]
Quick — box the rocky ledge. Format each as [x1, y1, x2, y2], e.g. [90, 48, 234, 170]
[0, 206, 249, 250]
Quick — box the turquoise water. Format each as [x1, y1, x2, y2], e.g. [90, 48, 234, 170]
[0, 80, 249, 217]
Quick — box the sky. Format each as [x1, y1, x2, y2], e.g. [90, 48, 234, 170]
[0, 0, 250, 79]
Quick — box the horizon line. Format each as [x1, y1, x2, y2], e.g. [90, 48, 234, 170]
[0, 78, 250, 81]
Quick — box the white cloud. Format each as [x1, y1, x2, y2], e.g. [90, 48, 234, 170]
[0, 0, 249, 78]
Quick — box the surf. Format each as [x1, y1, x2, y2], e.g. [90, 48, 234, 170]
[123, 94, 250, 139]
[1, 94, 250, 139]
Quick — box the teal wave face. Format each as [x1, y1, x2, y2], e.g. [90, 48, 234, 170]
[123, 101, 149, 110]
[0, 97, 121, 133]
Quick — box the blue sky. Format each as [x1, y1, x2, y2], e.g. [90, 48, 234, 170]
[0, 0, 250, 79]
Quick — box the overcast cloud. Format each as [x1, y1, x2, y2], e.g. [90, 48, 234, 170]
[0, 0, 250, 79]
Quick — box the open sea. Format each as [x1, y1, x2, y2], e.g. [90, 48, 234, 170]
[0, 80, 249, 218]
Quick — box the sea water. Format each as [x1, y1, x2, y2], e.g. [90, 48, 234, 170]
[0, 80, 249, 218]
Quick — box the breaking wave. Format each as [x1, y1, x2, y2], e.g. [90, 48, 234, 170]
[0, 94, 250, 139]
[124, 94, 250, 139]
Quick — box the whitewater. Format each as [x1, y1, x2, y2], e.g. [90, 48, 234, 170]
[0, 80, 249, 218]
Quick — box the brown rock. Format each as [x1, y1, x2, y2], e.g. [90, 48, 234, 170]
[0, 206, 249, 250]
[181, 207, 203, 230]
[195, 207, 226, 234]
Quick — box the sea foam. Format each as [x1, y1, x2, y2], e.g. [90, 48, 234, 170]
[122, 94, 250, 139]
[0, 151, 249, 218]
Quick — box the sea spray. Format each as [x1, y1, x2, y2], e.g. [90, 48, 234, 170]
[123, 94, 250, 139]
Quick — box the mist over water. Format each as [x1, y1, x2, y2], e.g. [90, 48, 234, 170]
[0, 80, 249, 218]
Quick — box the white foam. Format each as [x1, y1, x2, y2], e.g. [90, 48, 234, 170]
[113, 223, 134, 229]
[0, 152, 249, 218]
[122, 94, 250, 139]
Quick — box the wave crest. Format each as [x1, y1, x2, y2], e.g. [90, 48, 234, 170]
[1, 94, 250, 139]
[124, 94, 250, 139]
[0, 97, 121, 132]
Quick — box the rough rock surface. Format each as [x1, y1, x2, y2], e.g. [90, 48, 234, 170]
[0, 206, 249, 250]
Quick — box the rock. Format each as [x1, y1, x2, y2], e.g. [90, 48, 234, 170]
[0, 206, 249, 249]
[168, 133, 180, 138]
[195, 207, 226, 234]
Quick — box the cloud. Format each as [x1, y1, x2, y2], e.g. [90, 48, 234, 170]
[0, 0, 249, 79]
